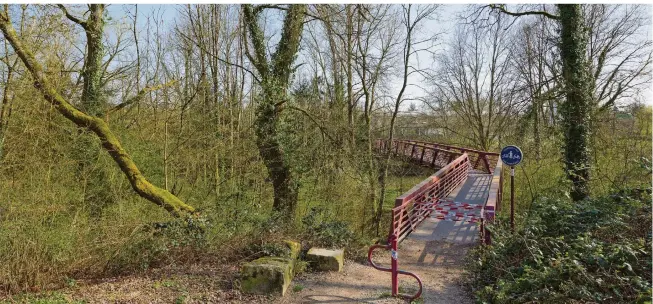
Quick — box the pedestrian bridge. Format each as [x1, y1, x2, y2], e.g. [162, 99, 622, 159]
[368, 139, 503, 300]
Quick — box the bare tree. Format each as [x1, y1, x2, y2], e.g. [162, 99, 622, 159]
[351, 4, 399, 233]
[376, 4, 438, 235]
[428, 10, 516, 151]
[512, 15, 560, 159]
[584, 4, 652, 112]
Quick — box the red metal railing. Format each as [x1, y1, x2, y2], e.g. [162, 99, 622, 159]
[395, 139, 499, 174]
[367, 153, 471, 300]
[375, 139, 463, 170]
[481, 158, 503, 245]
[390, 153, 471, 242]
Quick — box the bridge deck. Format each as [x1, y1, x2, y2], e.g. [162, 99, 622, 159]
[407, 173, 492, 243]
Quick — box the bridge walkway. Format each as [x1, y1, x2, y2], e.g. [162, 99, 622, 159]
[368, 139, 503, 301]
[408, 173, 492, 244]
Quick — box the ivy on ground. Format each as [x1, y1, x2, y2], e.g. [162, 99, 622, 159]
[467, 187, 652, 304]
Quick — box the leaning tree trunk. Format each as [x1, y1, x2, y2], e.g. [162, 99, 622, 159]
[0, 9, 195, 217]
[558, 4, 592, 201]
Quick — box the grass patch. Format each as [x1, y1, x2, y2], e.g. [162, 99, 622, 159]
[3, 292, 86, 304]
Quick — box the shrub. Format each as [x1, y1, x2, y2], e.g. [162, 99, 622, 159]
[105, 215, 210, 273]
[302, 206, 355, 248]
[242, 242, 291, 260]
[468, 187, 652, 303]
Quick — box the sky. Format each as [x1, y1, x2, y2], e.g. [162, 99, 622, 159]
[105, 4, 473, 111]
[104, 4, 653, 108]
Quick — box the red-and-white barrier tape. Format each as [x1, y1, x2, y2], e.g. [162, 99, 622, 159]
[415, 198, 482, 223]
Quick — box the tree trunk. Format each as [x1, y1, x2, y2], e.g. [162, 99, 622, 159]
[81, 4, 105, 116]
[61, 4, 115, 215]
[242, 4, 306, 220]
[558, 4, 592, 201]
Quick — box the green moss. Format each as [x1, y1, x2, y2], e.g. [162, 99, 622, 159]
[283, 240, 300, 260]
[241, 257, 294, 296]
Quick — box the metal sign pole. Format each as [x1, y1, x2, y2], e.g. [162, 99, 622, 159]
[501, 145, 521, 234]
[510, 166, 515, 232]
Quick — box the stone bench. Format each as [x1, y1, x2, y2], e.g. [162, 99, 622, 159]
[240, 240, 300, 296]
[306, 248, 344, 272]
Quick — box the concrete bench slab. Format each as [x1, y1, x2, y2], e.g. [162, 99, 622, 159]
[306, 248, 344, 272]
[241, 256, 294, 296]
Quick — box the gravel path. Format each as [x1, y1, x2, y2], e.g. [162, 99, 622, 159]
[280, 239, 475, 304]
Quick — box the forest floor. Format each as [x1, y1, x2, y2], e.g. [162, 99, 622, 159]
[2, 238, 474, 304]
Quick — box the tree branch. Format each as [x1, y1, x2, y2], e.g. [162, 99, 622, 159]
[488, 4, 559, 20]
[56, 4, 88, 29]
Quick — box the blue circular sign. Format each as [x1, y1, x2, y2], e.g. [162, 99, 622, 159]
[500, 145, 523, 166]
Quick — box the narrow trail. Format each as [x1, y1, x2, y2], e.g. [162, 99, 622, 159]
[279, 239, 475, 304]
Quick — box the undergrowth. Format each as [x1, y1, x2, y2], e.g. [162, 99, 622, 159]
[467, 187, 652, 303]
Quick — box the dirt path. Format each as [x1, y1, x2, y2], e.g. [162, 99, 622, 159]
[279, 239, 475, 304]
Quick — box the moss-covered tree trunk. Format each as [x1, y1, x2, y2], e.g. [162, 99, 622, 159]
[81, 4, 105, 116]
[0, 8, 195, 217]
[558, 4, 592, 201]
[242, 5, 306, 219]
[255, 83, 299, 214]
[490, 5, 592, 201]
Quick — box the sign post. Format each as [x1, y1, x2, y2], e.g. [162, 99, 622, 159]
[500, 145, 523, 232]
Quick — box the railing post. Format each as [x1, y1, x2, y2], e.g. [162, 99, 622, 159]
[419, 147, 426, 164]
[447, 153, 455, 164]
[499, 169, 503, 211]
[483, 154, 492, 174]
[484, 211, 494, 245]
[390, 233, 399, 297]
[473, 155, 482, 171]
